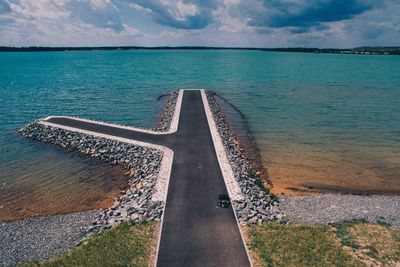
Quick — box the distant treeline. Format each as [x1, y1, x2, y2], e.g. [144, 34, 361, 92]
[263, 47, 400, 55]
[0, 46, 399, 55]
[0, 46, 258, 52]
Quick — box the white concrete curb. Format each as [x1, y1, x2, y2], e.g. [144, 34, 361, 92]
[200, 89, 253, 267]
[200, 89, 244, 201]
[41, 89, 183, 135]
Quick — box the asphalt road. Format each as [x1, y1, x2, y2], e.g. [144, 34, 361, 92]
[46, 90, 250, 267]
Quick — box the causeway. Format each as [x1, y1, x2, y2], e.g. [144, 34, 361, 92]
[44, 90, 250, 266]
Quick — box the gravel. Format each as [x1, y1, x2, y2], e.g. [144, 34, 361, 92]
[279, 194, 400, 228]
[0, 211, 99, 267]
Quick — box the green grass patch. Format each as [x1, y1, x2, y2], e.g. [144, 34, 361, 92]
[336, 221, 400, 266]
[21, 221, 158, 267]
[334, 219, 368, 250]
[248, 222, 363, 267]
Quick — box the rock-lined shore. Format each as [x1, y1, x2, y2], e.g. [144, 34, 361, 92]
[9, 89, 400, 266]
[153, 90, 179, 132]
[18, 92, 181, 235]
[20, 123, 164, 234]
[0, 91, 179, 266]
[206, 91, 400, 228]
[206, 91, 284, 224]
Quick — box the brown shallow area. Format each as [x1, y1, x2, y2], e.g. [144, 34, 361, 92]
[0, 146, 129, 222]
[262, 145, 400, 196]
[214, 95, 400, 197]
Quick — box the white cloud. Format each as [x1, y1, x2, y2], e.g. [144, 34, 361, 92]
[213, 0, 251, 33]
[176, 1, 199, 18]
[0, 0, 399, 47]
[0, 0, 143, 46]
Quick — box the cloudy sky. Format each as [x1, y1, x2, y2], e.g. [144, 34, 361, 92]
[0, 0, 399, 48]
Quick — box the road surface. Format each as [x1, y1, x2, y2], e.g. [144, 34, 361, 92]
[45, 90, 250, 266]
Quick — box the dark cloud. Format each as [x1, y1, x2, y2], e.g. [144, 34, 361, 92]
[288, 24, 330, 34]
[129, 0, 214, 29]
[249, 0, 374, 31]
[0, 0, 11, 14]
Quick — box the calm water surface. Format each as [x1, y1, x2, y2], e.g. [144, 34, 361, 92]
[0, 50, 399, 219]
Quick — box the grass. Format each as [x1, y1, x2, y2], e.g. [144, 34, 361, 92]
[21, 221, 159, 267]
[334, 219, 368, 250]
[335, 220, 400, 266]
[247, 220, 400, 267]
[247, 222, 363, 267]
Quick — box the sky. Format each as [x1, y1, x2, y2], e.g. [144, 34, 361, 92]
[0, 0, 399, 48]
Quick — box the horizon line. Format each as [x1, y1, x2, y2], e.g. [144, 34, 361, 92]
[1, 45, 399, 55]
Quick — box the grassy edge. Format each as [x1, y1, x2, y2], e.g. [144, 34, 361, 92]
[20, 221, 160, 267]
[241, 225, 265, 267]
[334, 219, 400, 266]
[244, 220, 400, 267]
[244, 222, 363, 267]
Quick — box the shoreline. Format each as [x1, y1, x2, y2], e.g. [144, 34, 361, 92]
[206, 91, 400, 231]
[18, 91, 181, 232]
[212, 92, 400, 197]
[0, 91, 179, 266]
[205, 91, 283, 224]
[0, 156, 129, 223]
[2, 89, 399, 266]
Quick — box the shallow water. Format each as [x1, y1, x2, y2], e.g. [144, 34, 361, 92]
[0, 50, 399, 219]
[0, 137, 129, 221]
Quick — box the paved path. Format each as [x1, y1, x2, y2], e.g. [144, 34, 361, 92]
[45, 90, 250, 266]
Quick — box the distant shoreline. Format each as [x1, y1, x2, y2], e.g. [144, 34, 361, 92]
[0, 46, 399, 55]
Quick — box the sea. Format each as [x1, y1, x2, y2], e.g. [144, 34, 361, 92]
[1, 50, 399, 220]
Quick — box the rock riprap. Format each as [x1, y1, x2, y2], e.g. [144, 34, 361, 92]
[3, 91, 179, 266]
[18, 91, 180, 237]
[19, 123, 163, 236]
[206, 91, 284, 224]
[153, 90, 179, 132]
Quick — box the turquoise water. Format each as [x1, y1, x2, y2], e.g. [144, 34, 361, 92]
[0, 50, 399, 213]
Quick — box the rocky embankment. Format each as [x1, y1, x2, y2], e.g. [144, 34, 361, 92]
[19, 91, 180, 235]
[153, 90, 179, 132]
[206, 92, 400, 228]
[206, 91, 284, 224]
[20, 122, 164, 235]
[0, 92, 178, 266]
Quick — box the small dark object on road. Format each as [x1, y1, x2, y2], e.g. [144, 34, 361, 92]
[217, 194, 231, 208]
